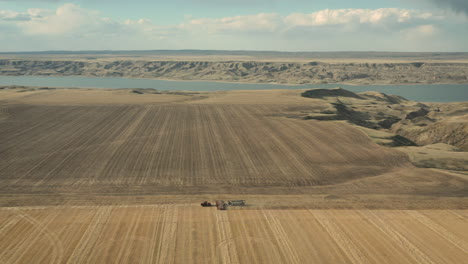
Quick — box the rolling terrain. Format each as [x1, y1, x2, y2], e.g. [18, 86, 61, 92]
[1, 87, 467, 263]
[1, 87, 466, 207]
[1, 59, 468, 85]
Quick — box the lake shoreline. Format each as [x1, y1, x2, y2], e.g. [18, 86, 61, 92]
[1, 73, 468, 87]
[1, 78, 468, 103]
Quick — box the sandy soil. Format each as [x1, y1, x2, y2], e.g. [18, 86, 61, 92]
[1, 87, 467, 263]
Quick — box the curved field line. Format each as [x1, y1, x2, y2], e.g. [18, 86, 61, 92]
[66, 206, 112, 264]
[311, 210, 369, 264]
[16, 214, 64, 264]
[358, 210, 435, 264]
[262, 210, 302, 264]
[406, 211, 468, 255]
[215, 212, 240, 264]
[0, 211, 63, 264]
[0, 217, 20, 236]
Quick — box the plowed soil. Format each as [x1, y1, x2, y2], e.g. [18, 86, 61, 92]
[1, 88, 467, 263]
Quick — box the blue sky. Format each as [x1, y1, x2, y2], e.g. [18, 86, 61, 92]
[1, 0, 424, 24]
[0, 0, 467, 51]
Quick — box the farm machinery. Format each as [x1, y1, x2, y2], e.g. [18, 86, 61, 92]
[200, 200, 245, 210]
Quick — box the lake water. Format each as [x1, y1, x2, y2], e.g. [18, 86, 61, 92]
[0, 75, 467, 102]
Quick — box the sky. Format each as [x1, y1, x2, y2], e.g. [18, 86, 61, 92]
[0, 0, 467, 52]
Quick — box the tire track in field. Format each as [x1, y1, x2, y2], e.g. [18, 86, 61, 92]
[62, 106, 142, 185]
[66, 206, 112, 264]
[282, 119, 400, 184]
[143, 106, 172, 185]
[188, 106, 205, 185]
[407, 211, 468, 255]
[250, 209, 285, 263]
[193, 105, 227, 184]
[245, 105, 348, 185]
[172, 106, 189, 186]
[262, 210, 301, 264]
[225, 106, 280, 185]
[448, 210, 468, 220]
[150, 106, 179, 186]
[70, 106, 142, 185]
[215, 212, 240, 264]
[34, 106, 134, 186]
[0, 106, 76, 150]
[204, 105, 234, 184]
[114, 207, 144, 263]
[145, 206, 165, 264]
[233, 106, 313, 186]
[229, 211, 259, 263]
[259, 117, 324, 185]
[155, 205, 178, 264]
[8, 106, 126, 185]
[14, 213, 64, 264]
[96, 107, 154, 184]
[2, 107, 100, 182]
[89, 106, 151, 184]
[0, 211, 62, 264]
[1, 106, 109, 164]
[113, 106, 165, 185]
[311, 210, 369, 264]
[358, 210, 435, 264]
[138, 106, 167, 185]
[0, 216, 20, 236]
[212, 105, 260, 181]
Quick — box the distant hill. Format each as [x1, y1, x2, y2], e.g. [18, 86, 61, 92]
[1, 50, 468, 61]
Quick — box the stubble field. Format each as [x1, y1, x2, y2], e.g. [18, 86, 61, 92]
[1, 88, 467, 263]
[1, 206, 467, 264]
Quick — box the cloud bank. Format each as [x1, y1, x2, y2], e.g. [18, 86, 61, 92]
[1, 3, 466, 51]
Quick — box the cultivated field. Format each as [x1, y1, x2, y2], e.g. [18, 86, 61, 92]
[1, 88, 467, 263]
[0, 89, 419, 206]
[1, 206, 467, 264]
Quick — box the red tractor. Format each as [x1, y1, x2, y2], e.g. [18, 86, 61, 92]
[200, 201, 212, 207]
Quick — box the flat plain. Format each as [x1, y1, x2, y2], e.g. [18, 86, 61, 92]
[1, 87, 467, 263]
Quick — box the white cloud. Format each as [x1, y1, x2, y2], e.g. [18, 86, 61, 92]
[284, 8, 439, 29]
[0, 4, 466, 52]
[182, 13, 281, 34]
[19, 4, 109, 35]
